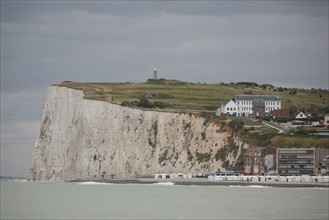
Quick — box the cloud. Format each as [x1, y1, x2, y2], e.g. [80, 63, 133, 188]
[4, 9, 327, 88]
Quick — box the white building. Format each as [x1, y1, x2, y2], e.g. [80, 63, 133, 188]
[219, 100, 238, 116]
[324, 114, 329, 126]
[295, 112, 308, 119]
[217, 95, 281, 117]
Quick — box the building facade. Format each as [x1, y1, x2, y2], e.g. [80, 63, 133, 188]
[262, 147, 277, 174]
[324, 114, 329, 126]
[219, 100, 238, 116]
[243, 146, 263, 175]
[243, 146, 277, 175]
[217, 95, 281, 117]
[277, 148, 315, 176]
[314, 148, 329, 175]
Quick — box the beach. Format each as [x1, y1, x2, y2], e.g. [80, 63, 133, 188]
[70, 177, 329, 188]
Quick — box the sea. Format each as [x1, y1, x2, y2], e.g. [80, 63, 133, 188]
[1, 179, 328, 220]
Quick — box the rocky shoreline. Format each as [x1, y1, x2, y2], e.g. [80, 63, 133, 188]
[69, 178, 329, 188]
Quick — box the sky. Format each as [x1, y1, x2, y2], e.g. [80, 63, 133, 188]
[1, 0, 328, 177]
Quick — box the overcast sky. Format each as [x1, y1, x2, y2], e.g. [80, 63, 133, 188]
[1, 0, 328, 177]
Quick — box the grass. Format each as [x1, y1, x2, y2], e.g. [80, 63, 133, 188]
[271, 135, 329, 149]
[54, 80, 329, 113]
[54, 80, 329, 149]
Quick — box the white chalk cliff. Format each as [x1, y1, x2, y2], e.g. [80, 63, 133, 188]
[29, 86, 246, 181]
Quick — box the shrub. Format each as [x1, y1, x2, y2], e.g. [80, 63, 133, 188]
[137, 98, 154, 108]
[154, 101, 173, 109]
[201, 131, 206, 141]
[215, 148, 227, 161]
[195, 152, 211, 163]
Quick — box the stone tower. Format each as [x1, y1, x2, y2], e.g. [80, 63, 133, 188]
[153, 68, 157, 80]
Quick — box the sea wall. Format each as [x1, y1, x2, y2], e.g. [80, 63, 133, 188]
[29, 86, 246, 181]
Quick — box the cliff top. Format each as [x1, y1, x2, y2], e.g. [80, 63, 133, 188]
[54, 79, 328, 113]
[51, 82, 329, 148]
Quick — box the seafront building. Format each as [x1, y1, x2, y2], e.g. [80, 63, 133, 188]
[243, 146, 263, 175]
[277, 148, 329, 176]
[277, 148, 315, 175]
[217, 95, 281, 117]
[243, 146, 277, 175]
[243, 147, 328, 176]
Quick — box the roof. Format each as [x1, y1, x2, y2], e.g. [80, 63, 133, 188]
[243, 146, 263, 156]
[253, 99, 265, 107]
[272, 109, 290, 117]
[234, 95, 281, 101]
[262, 147, 277, 156]
[222, 101, 228, 106]
[295, 111, 308, 118]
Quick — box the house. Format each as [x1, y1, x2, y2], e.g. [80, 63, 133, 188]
[217, 95, 281, 117]
[318, 155, 329, 175]
[314, 148, 329, 175]
[292, 112, 310, 125]
[324, 114, 329, 126]
[261, 147, 277, 175]
[271, 109, 290, 119]
[217, 100, 238, 116]
[295, 112, 308, 120]
[243, 146, 263, 175]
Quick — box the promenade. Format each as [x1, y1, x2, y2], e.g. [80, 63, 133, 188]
[76, 176, 329, 188]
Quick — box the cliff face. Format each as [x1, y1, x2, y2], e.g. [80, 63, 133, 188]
[29, 86, 247, 181]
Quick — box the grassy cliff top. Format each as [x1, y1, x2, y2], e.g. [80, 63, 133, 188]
[54, 79, 329, 149]
[54, 79, 329, 113]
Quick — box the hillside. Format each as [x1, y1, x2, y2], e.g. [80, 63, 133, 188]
[55, 79, 329, 113]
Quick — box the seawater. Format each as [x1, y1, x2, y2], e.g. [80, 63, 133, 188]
[1, 180, 328, 219]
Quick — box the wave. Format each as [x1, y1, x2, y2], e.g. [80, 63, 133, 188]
[153, 182, 175, 186]
[228, 185, 270, 188]
[0, 178, 28, 182]
[247, 185, 270, 188]
[12, 179, 28, 182]
[77, 181, 113, 185]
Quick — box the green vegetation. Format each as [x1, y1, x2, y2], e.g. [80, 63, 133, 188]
[271, 135, 329, 149]
[215, 148, 227, 161]
[55, 80, 329, 149]
[158, 149, 169, 165]
[54, 79, 329, 112]
[195, 151, 212, 163]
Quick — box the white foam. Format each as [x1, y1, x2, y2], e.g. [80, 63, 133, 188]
[13, 179, 28, 182]
[153, 182, 175, 186]
[77, 181, 112, 185]
[228, 185, 270, 188]
[246, 185, 269, 188]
